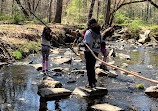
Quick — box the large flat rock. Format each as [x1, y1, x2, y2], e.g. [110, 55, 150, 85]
[38, 88, 71, 99]
[73, 87, 108, 97]
[91, 103, 124, 111]
[145, 86, 158, 98]
[54, 57, 71, 64]
[38, 76, 62, 89]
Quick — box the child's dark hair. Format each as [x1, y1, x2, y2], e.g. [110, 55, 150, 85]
[42, 27, 52, 41]
[87, 19, 101, 34]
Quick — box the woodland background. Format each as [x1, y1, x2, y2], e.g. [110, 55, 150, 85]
[0, 0, 157, 26]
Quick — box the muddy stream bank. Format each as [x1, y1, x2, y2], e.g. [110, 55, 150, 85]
[0, 41, 158, 111]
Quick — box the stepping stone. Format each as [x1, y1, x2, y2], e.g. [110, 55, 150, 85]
[91, 103, 124, 111]
[54, 57, 72, 64]
[95, 68, 108, 76]
[121, 63, 128, 68]
[38, 77, 62, 89]
[52, 67, 63, 72]
[145, 86, 158, 98]
[38, 88, 71, 99]
[108, 70, 118, 78]
[73, 87, 108, 97]
[71, 70, 86, 74]
[96, 69, 118, 78]
[32, 64, 42, 71]
[52, 72, 62, 76]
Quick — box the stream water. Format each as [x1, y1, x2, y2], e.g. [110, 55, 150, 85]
[0, 42, 158, 111]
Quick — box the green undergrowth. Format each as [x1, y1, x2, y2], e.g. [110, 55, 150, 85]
[126, 21, 141, 39]
[13, 50, 22, 60]
[13, 41, 41, 60]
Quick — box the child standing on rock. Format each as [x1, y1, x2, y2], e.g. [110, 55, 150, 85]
[84, 19, 102, 88]
[84, 19, 114, 88]
[41, 27, 53, 74]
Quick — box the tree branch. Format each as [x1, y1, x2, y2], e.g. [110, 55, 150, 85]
[117, 0, 148, 12]
[34, 0, 41, 12]
[148, 0, 158, 8]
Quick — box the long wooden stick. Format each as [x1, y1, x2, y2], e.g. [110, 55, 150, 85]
[83, 41, 158, 84]
[28, 8, 79, 57]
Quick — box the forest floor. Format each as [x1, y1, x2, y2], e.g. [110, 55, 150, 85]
[0, 24, 80, 63]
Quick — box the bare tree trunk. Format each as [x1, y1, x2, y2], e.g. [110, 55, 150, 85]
[103, 0, 107, 22]
[97, 0, 100, 21]
[12, 0, 15, 15]
[154, 0, 156, 11]
[88, 0, 96, 20]
[32, 0, 35, 12]
[1, 0, 6, 14]
[145, 2, 149, 22]
[142, 8, 144, 18]
[54, 0, 63, 23]
[149, 4, 152, 18]
[48, 0, 53, 23]
[105, 0, 111, 25]
[15, 0, 29, 18]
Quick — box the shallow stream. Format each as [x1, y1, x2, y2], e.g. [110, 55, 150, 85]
[0, 42, 158, 111]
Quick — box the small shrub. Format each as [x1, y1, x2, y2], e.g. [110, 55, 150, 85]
[12, 4, 25, 24]
[136, 83, 145, 89]
[12, 14, 25, 24]
[13, 50, 22, 60]
[127, 21, 141, 39]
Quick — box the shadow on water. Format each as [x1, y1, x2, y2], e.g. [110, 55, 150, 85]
[0, 43, 158, 111]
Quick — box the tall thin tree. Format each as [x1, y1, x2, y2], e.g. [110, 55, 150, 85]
[97, 0, 100, 21]
[48, 0, 53, 23]
[88, 0, 96, 20]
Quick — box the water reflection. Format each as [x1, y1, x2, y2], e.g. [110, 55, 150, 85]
[39, 97, 47, 111]
[0, 65, 40, 111]
[54, 100, 61, 111]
